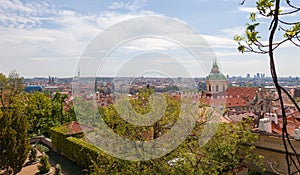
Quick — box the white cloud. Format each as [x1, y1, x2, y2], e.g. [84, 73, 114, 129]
[203, 35, 236, 49]
[221, 26, 245, 36]
[0, 0, 56, 29]
[237, 6, 257, 13]
[0, 0, 161, 77]
[107, 0, 146, 11]
[127, 0, 146, 11]
[108, 2, 126, 10]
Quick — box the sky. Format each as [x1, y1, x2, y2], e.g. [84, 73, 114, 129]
[0, 0, 299, 78]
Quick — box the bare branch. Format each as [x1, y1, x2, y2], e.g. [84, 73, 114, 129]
[239, 0, 246, 5]
[278, 19, 300, 26]
[286, 0, 300, 10]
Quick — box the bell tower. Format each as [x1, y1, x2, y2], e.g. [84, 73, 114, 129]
[206, 59, 227, 95]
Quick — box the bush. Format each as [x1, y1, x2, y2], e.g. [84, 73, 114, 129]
[36, 143, 50, 153]
[38, 154, 51, 174]
[54, 164, 62, 175]
[29, 146, 37, 162]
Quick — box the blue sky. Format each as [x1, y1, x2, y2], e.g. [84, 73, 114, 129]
[0, 0, 298, 78]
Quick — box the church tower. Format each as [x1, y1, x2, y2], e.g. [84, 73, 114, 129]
[206, 60, 227, 95]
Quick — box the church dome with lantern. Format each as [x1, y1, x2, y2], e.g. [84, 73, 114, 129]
[206, 60, 227, 94]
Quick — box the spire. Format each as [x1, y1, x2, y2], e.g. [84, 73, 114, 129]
[211, 59, 220, 73]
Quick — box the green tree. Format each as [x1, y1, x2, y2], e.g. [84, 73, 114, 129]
[26, 91, 76, 137]
[90, 89, 262, 174]
[235, 0, 300, 173]
[26, 92, 52, 136]
[38, 154, 51, 174]
[0, 71, 30, 175]
[199, 118, 263, 174]
[52, 92, 75, 125]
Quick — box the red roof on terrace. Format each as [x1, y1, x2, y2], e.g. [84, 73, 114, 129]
[64, 121, 94, 135]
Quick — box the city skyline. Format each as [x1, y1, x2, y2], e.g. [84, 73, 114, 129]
[0, 0, 299, 78]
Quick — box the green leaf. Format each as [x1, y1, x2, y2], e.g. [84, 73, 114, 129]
[238, 45, 245, 53]
[234, 35, 245, 42]
[250, 12, 256, 22]
[284, 23, 300, 38]
[246, 23, 260, 32]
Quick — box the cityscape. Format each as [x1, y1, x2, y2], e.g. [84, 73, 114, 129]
[1, 0, 300, 175]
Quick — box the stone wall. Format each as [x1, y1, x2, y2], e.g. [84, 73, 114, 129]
[30, 136, 53, 149]
[253, 133, 300, 173]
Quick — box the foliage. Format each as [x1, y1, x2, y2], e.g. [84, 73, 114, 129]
[36, 143, 50, 153]
[52, 92, 76, 125]
[199, 118, 264, 174]
[26, 92, 52, 136]
[29, 146, 38, 163]
[26, 91, 76, 137]
[0, 71, 30, 175]
[89, 117, 263, 174]
[51, 125, 102, 169]
[75, 90, 262, 174]
[38, 154, 51, 174]
[54, 164, 62, 175]
[101, 88, 181, 141]
[52, 87, 263, 174]
[73, 96, 100, 127]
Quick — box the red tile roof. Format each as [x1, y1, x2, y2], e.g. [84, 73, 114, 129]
[226, 97, 248, 107]
[64, 121, 94, 135]
[226, 87, 258, 100]
[201, 97, 248, 108]
[272, 119, 298, 136]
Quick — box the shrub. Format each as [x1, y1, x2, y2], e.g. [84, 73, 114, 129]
[54, 164, 62, 175]
[29, 146, 37, 162]
[38, 154, 51, 174]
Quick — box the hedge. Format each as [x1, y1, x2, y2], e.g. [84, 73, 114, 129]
[50, 126, 104, 169]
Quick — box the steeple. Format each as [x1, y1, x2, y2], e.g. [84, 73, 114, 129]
[206, 59, 227, 94]
[211, 59, 220, 73]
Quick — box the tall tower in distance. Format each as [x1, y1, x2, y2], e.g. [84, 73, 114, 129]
[206, 59, 227, 95]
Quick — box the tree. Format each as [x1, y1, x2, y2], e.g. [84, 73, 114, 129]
[198, 118, 264, 174]
[0, 71, 30, 175]
[26, 91, 76, 137]
[235, 0, 300, 174]
[51, 92, 76, 125]
[90, 89, 263, 174]
[26, 92, 52, 136]
[38, 154, 51, 174]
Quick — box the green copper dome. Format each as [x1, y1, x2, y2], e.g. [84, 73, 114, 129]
[206, 60, 226, 81]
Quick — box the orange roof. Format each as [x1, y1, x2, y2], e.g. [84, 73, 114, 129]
[64, 121, 94, 135]
[226, 87, 258, 100]
[269, 116, 300, 136]
[201, 97, 248, 108]
[226, 97, 248, 107]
